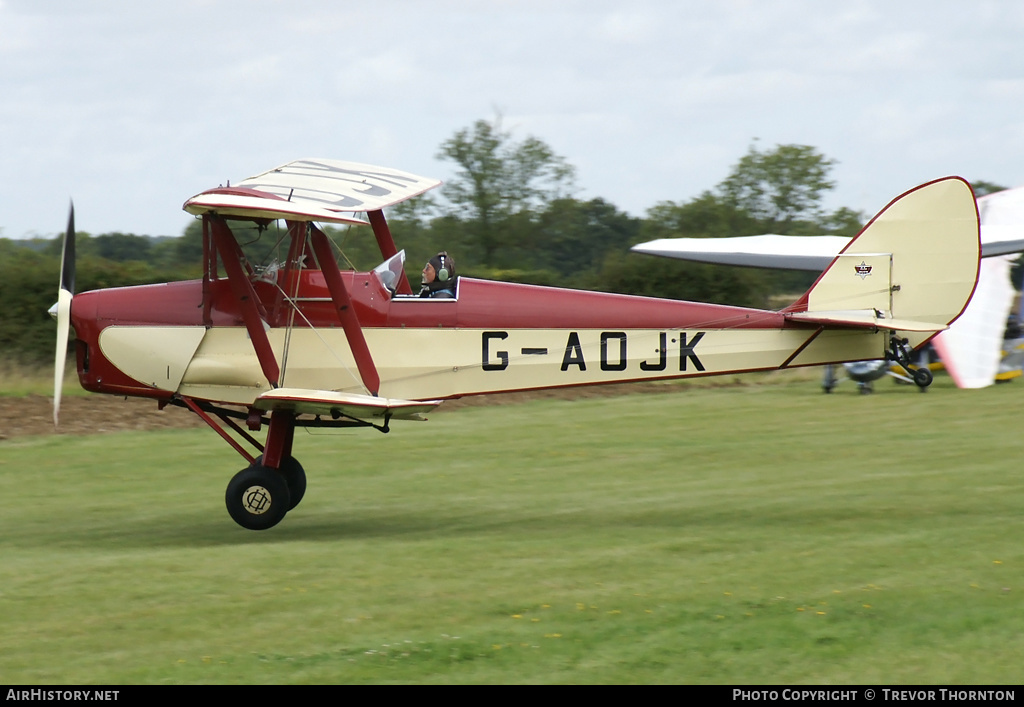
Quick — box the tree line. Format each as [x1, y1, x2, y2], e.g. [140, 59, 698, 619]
[4, 116, 953, 365]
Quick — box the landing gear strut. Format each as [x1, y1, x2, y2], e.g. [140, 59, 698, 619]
[181, 398, 392, 529]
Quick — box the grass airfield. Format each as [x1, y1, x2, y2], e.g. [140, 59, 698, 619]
[0, 373, 1021, 684]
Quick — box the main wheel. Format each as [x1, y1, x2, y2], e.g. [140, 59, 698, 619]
[251, 454, 306, 510]
[913, 367, 933, 388]
[226, 464, 292, 530]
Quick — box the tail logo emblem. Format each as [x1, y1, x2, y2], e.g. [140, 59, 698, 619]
[854, 261, 872, 279]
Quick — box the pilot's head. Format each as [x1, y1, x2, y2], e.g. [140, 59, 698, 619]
[422, 251, 455, 288]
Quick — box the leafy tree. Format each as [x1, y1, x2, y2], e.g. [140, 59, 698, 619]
[642, 191, 762, 241]
[718, 142, 836, 230]
[600, 253, 768, 308]
[818, 206, 864, 237]
[88, 232, 153, 262]
[0, 242, 171, 364]
[0, 247, 58, 363]
[532, 198, 640, 278]
[619, 142, 852, 305]
[158, 219, 204, 268]
[436, 115, 576, 267]
[613, 194, 770, 306]
[635, 143, 856, 300]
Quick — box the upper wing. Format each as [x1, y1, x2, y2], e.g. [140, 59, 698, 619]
[183, 159, 442, 223]
[254, 388, 442, 421]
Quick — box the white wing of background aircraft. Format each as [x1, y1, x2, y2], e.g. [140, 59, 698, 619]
[631, 185, 1024, 389]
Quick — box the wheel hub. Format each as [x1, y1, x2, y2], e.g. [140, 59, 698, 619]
[242, 485, 273, 515]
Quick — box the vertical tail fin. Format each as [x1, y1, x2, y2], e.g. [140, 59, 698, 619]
[787, 177, 981, 348]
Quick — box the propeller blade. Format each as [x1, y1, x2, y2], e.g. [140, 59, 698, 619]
[54, 203, 76, 428]
[53, 289, 72, 428]
[60, 203, 75, 294]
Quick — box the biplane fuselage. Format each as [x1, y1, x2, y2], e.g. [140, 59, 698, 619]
[69, 269, 885, 407]
[53, 159, 981, 530]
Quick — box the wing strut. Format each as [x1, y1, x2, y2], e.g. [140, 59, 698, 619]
[309, 225, 382, 396]
[208, 215, 281, 387]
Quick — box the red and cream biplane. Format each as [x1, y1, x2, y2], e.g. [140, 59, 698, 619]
[53, 160, 981, 530]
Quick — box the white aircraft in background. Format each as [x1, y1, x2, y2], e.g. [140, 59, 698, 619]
[632, 184, 1024, 391]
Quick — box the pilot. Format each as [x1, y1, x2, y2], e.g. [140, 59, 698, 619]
[419, 251, 457, 298]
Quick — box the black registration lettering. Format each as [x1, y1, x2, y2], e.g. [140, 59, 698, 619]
[482, 331, 509, 371]
[561, 332, 586, 371]
[600, 332, 627, 371]
[640, 332, 668, 371]
[679, 332, 706, 371]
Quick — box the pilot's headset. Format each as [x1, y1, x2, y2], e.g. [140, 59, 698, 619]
[433, 251, 454, 282]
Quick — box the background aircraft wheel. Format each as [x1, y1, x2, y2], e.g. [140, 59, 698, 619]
[251, 454, 306, 510]
[913, 367, 933, 388]
[821, 365, 836, 394]
[225, 465, 291, 531]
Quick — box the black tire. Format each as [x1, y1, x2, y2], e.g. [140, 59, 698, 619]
[913, 367, 933, 388]
[226, 465, 291, 531]
[251, 454, 306, 510]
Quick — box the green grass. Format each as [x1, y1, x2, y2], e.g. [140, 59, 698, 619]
[0, 360, 85, 398]
[0, 375, 1021, 683]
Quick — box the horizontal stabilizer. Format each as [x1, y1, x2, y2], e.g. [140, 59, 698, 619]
[786, 310, 947, 332]
[254, 388, 441, 421]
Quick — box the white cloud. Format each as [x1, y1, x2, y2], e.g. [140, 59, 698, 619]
[1, 0, 1022, 237]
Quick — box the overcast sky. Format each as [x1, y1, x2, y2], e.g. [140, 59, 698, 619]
[1, 0, 1022, 240]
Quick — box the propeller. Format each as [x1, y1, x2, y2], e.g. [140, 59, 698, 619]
[53, 203, 75, 428]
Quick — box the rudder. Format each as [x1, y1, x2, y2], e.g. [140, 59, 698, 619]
[788, 177, 981, 349]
